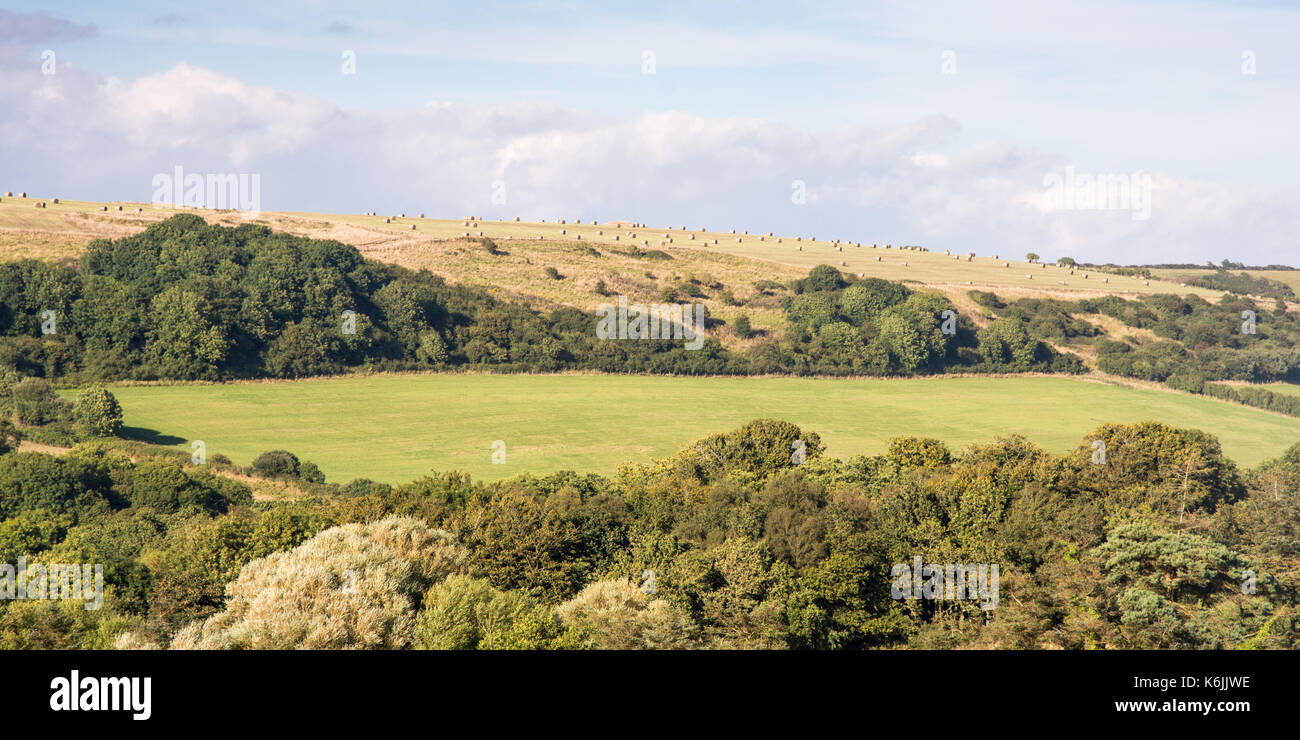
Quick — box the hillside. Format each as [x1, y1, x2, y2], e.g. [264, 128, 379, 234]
[0, 194, 1242, 323]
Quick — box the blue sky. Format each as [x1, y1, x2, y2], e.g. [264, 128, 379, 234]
[2, 1, 1297, 263]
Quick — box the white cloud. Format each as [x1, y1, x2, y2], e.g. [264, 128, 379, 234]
[1, 57, 1296, 265]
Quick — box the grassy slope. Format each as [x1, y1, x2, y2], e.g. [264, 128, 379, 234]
[97, 373, 1300, 483]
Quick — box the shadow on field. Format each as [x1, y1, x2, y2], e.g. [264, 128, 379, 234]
[121, 426, 187, 446]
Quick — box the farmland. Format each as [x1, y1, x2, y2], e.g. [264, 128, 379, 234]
[99, 372, 1300, 483]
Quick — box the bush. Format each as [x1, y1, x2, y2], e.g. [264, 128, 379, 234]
[734, 314, 752, 339]
[544, 266, 562, 280]
[251, 450, 300, 479]
[12, 378, 71, 426]
[74, 387, 123, 437]
[557, 579, 700, 649]
[415, 574, 576, 650]
[169, 518, 464, 649]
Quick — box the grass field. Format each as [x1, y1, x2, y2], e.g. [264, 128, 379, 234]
[96, 373, 1300, 484]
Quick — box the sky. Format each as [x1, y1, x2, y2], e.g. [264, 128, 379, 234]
[1, 1, 1297, 264]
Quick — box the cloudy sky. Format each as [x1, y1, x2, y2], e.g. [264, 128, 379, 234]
[1, 1, 1297, 264]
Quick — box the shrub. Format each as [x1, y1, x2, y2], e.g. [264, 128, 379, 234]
[74, 387, 123, 437]
[170, 517, 464, 649]
[251, 450, 300, 479]
[12, 378, 71, 426]
[734, 315, 752, 339]
[557, 578, 700, 649]
[415, 574, 577, 650]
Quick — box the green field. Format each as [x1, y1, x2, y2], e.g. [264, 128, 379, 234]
[99, 374, 1300, 483]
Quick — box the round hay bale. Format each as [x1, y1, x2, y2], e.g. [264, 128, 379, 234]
[100, 206, 107, 211]
[410, 224, 417, 230]
[514, 216, 520, 222]
[52, 198, 59, 204]
[839, 260, 846, 266]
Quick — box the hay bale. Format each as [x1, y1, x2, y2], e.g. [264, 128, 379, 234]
[839, 260, 847, 266]
[1058, 280, 1066, 285]
[1027, 274, 1033, 279]
[561, 229, 567, 234]
[1103, 278, 1109, 283]
[419, 213, 425, 218]
[100, 206, 107, 211]
[410, 224, 417, 230]
[116, 205, 123, 211]
[19, 192, 26, 198]
[51, 198, 59, 204]
[614, 235, 619, 240]
[875, 256, 882, 261]
[385, 217, 391, 223]
[514, 216, 520, 222]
